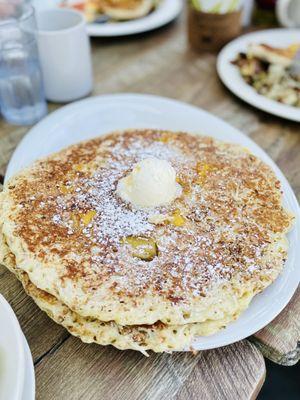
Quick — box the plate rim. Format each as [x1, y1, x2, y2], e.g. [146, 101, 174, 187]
[217, 28, 300, 122]
[0, 294, 25, 400]
[33, 0, 183, 37]
[87, 0, 182, 37]
[21, 334, 35, 400]
[4, 93, 300, 351]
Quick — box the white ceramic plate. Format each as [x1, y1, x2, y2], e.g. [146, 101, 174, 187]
[5, 94, 300, 351]
[0, 295, 25, 400]
[22, 334, 35, 400]
[31, 0, 182, 37]
[217, 29, 300, 122]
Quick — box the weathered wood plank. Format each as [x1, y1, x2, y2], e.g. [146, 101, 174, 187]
[0, 125, 28, 176]
[0, 265, 68, 362]
[176, 341, 265, 400]
[35, 337, 199, 400]
[35, 338, 265, 400]
[253, 287, 300, 366]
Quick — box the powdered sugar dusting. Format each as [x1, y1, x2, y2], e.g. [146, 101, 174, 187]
[14, 130, 291, 302]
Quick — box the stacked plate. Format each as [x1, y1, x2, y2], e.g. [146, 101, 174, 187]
[0, 295, 35, 400]
[4, 94, 300, 353]
[31, 0, 182, 37]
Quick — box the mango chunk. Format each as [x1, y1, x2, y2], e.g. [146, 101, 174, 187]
[157, 132, 173, 143]
[73, 164, 84, 172]
[196, 162, 217, 185]
[60, 184, 73, 195]
[148, 210, 186, 227]
[170, 209, 186, 227]
[81, 210, 96, 226]
[122, 236, 158, 261]
[70, 212, 81, 229]
[70, 210, 96, 229]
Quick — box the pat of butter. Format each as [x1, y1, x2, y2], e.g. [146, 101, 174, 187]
[116, 157, 182, 208]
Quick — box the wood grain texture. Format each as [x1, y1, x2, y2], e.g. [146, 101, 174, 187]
[175, 341, 265, 400]
[0, 265, 68, 362]
[35, 337, 265, 400]
[253, 287, 300, 366]
[0, 6, 299, 399]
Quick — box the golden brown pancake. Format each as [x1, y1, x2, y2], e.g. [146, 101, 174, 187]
[0, 129, 293, 334]
[1, 237, 247, 355]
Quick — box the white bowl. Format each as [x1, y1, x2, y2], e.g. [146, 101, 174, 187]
[0, 295, 25, 400]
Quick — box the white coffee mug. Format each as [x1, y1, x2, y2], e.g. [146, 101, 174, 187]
[36, 8, 93, 103]
[276, 0, 300, 28]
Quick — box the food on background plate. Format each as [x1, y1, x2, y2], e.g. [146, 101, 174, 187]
[97, 0, 156, 21]
[232, 43, 300, 107]
[63, 0, 159, 22]
[0, 129, 293, 354]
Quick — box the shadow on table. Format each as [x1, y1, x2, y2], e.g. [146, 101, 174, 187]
[259, 359, 300, 399]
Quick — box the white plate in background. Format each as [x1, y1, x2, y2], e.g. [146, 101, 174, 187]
[217, 29, 300, 122]
[5, 94, 300, 351]
[31, 0, 182, 37]
[22, 334, 35, 400]
[0, 295, 25, 400]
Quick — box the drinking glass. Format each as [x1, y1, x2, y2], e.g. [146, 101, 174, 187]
[0, 1, 47, 125]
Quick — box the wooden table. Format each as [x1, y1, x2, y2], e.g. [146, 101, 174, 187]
[0, 11, 299, 400]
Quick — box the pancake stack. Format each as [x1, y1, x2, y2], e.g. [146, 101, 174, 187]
[0, 130, 293, 354]
[86, 0, 157, 21]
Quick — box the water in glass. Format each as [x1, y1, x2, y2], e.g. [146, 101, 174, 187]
[0, 3, 47, 125]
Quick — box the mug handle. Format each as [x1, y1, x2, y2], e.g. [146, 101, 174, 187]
[276, 0, 297, 28]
